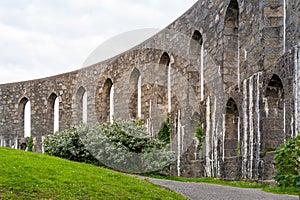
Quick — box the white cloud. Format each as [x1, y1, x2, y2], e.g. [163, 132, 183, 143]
[0, 0, 197, 83]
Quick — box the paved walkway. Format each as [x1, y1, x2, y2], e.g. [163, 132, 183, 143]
[148, 178, 299, 200]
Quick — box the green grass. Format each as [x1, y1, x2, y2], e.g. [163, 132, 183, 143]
[146, 174, 300, 196]
[0, 148, 186, 199]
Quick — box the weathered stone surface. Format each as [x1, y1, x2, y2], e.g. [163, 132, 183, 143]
[0, 0, 299, 181]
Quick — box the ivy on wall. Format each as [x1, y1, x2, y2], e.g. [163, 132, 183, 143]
[158, 116, 171, 144]
[195, 125, 203, 148]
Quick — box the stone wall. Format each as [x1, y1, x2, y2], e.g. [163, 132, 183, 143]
[0, 0, 299, 181]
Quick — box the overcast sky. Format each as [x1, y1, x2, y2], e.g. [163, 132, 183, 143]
[0, 0, 197, 84]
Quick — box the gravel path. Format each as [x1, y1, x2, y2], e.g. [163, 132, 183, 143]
[148, 178, 299, 200]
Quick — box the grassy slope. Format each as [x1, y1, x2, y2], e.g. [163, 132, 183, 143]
[0, 148, 186, 199]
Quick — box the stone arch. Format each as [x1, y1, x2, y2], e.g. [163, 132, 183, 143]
[47, 93, 59, 133]
[159, 52, 170, 66]
[159, 52, 172, 113]
[222, 97, 241, 179]
[129, 68, 141, 119]
[189, 30, 204, 100]
[223, 0, 239, 89]
[18, 97, 30, 137]
[140, 82, 180, 136]
[263, 74, 285, 149]
[189, 30, 203, 60]
[97, 78, 114, 123]
[224, 98, 240, 157]
[76, 86, 87, 124]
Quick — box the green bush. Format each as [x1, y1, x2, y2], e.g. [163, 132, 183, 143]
[27, 136, 33, 152]
[195, 125, 203, 148]
[79, 119, 175, 173]
[136, 118, 142, 126]
[44, 119, 175, 173]
[274, 134, 300, 188]
[43, 128, 98, 164]
[158, 116, 171, 144]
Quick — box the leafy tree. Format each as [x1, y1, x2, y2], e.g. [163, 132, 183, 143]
[274, 134, 300, 188]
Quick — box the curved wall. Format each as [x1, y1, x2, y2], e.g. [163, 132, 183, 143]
[1, 0, 299, 180]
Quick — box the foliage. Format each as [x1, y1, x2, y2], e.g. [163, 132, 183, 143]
[27, 135, 34, 152]
[0, 148, 186, 199]
[195, 125, 204, 148]
[79, 119, 175, 173]
[158, 115, 171, 144]
[136, 118, 142, 126]
[274, 134, 300, 188]
[43, 128, 98, 164]
[44, 119, 175, 173]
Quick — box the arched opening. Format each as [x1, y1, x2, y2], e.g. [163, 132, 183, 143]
[129, 68, 141, 119]
[76, 86, 87, 124]
[54, 98, 59, 132]
[24, 101, 31, 137]
[263, 74, 285, 149]
[48, 93, 59, 133]
[223, 0, 239, 89]
[159, 52, 171, 113]
[224, 98, 239, 157]
[222, 98, 241, 179]
[262, 74, 285, 180]
[189, 30, 203, 60]
[19, 97, 30, 138]
[110, 84, 114, 122]
[159, 52, 170, 66]
[189, 30, 204, 100]
[98, 78, 113, 123]
[82, 92, 87, 123]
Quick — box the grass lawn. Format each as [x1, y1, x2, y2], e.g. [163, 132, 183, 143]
[0, 148, 186, 199]
[146, 174, 300, 196]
